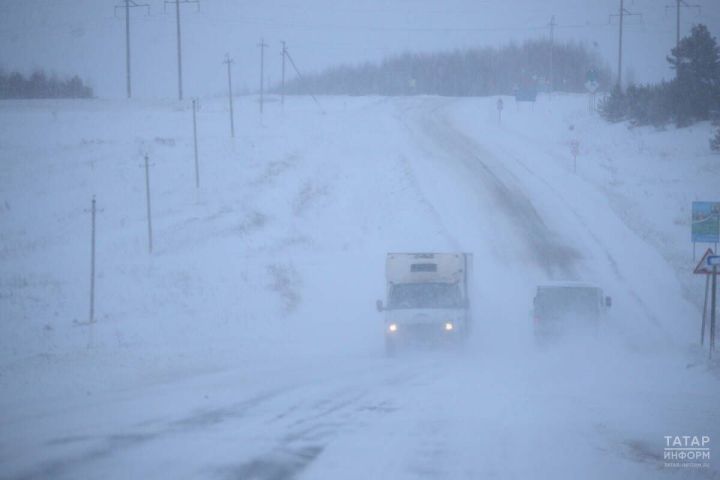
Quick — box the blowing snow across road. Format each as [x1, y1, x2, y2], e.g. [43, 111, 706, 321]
[0, 95, 718, 479]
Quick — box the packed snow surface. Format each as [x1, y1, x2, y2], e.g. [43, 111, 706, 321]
[1, 94, 718, 479]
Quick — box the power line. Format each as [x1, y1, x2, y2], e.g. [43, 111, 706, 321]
[113, 0, 149, 99]
[283, 46, 323, 112]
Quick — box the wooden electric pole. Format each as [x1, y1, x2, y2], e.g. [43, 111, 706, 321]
[192, 98, 200, 188]
[281, 41, 287, 106]
[665, 1, 700, 53]
[223, 55, 235, 137]
[88, 196, 98, 323]
[164, 0, 198, 101]
[258, 38, 268, 114]
[610, 0, 641, 90]
[549, 15, 556, 92]
[113, 1, 149, 99]
[144, 154, 153, 253]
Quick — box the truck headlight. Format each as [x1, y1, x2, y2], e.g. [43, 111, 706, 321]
[388, 323, 398, 333]
[444, 322, 454, 331]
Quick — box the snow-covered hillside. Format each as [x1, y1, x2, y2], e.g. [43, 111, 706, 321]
[1, 94, 718, 479]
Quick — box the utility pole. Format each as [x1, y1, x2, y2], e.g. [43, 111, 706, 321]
[114, 1, 149, 99]
[616, 0, 625, 89]
[165, 0, 198, 101]
[548, 15, 556, 92]
[175, 0, 183, 100]
[258, 38, 268, 114]
[610, 0, 641, 90]
[223, 55, 235, 137]
[144, 154, 153, 253]
[192, 98, 199, 188]
[711, 263, 718, 359]
[281, 41, 287, 106]
[88, 196, 98, 323]
[665, 1, 701, 52]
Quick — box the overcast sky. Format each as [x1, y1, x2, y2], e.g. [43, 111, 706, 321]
[1, 0, 719, 99]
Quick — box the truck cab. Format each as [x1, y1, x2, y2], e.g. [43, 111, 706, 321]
[377, 253, 472, 354]
[533, 282, 611, 342]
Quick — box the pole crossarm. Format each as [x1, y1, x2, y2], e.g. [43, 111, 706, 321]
[113, 0, 149, 18]
[609, 10, 643, 23]
[664, 1, 701, 15]
[163, 0, 199, 13]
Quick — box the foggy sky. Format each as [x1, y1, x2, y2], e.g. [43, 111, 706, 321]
[1, 0, 719, 99]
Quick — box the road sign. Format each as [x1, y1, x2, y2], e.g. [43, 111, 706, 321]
[692, 201, 720, 243]
[708, 255, 720, 267]
[570, 140, 579, 157]
[694, 248, 716, 274]
[586, 68, 598, 83]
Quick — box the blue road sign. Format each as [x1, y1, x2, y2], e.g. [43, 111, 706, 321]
[692, 202, 720, 243]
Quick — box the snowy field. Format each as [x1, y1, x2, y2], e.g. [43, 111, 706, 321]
[1, 94, 719, 479]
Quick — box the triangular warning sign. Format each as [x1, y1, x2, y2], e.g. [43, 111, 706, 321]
[694, 248, 716, 275]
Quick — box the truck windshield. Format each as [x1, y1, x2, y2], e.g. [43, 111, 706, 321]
[535, 287, 600, 319]
[388, 283, 463, 309]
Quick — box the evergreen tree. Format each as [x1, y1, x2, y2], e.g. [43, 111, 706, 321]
[711, 127, 720, 151]
[598, 86, 627, 122]
[281, 39, 610, 97]
[667, 24, 720, 126]
[0, 70, 93, 99]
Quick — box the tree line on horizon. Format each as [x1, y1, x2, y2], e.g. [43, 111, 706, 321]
[0, 70, 93, 99]
[278, 39, 611, 97]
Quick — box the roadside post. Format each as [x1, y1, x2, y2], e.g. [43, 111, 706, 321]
[192, 98, 200, 189]
[85, 196, 103, 324]
[144, 154, 153, 254]
[89, 196, 97, 324]
[570, 140, 580, 173]
[708, 254, 719, 358]
[695, 248, 715, 346]
[585, 68, 599, 113]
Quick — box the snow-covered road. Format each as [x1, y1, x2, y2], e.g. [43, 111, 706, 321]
[1, 96, 718, 479]
[3, 345, 717, 479]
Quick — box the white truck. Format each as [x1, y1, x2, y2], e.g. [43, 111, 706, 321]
[376, 252, 473, 354]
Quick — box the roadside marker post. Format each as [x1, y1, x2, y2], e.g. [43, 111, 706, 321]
[570, 140, 579, 173]
[192, 98, 200, 189]
[710, 259, 718, 359]
[144, 154, 153, 253]
[694, 248, 715, 348]
[85, 196, 103, 324]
